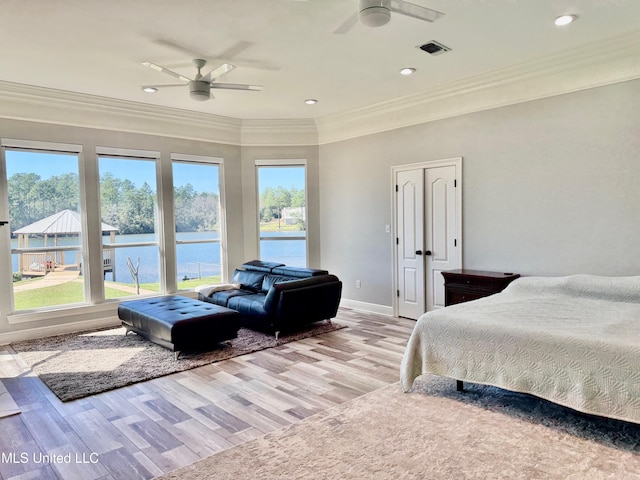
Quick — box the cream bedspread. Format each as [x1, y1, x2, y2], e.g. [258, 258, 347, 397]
[400, 274, 640, 424]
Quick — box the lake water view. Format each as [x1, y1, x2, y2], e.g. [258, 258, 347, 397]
[12, 231, 306, 284]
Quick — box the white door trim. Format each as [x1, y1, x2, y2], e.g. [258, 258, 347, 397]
[391, 157, 463, 318]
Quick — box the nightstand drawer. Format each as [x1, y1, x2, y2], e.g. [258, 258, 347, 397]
[446, 290, 486, 305]
[442, 269, 520, 307]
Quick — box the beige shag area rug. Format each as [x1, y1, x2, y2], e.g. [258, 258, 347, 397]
[159, 375, 640, 480]
[11, 321, 344, 402]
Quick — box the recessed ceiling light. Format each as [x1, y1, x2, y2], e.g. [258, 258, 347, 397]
[142, 87, 158, 93]
[304, 99, 318, 105]
[554, 14, 576, 26]
[400, 67, 416, 76]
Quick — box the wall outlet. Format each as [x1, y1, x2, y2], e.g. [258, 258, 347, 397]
[355, 280, 361, 289]
[385, 224, 390, 233]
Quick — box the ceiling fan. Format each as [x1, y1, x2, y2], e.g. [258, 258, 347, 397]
[141, 59, 263, 101]
[335, 0, 444, 33]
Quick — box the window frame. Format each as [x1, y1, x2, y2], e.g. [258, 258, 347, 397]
[97, 146, 162, 299]
[255, 159, 308, 267]
[0, 138, 86, 317]
[171, 153, 226, 290]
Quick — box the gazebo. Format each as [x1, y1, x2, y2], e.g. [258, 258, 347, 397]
[13, 209, 118, 276]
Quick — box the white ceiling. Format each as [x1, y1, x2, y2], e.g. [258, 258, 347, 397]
[1, 0, 640, 122]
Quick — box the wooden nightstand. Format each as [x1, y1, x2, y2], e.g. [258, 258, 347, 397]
[442, 269, 520, 306]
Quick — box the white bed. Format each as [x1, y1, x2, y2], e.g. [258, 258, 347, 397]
[400, 274, 640, 424]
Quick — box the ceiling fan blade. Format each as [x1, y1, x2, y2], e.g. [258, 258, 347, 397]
[389, 0, 444, 22]
[210, 83, 263, 91]
[334, 12, 359, 34]
[202, 63, 236, 82]
[141, 61, 191, 82]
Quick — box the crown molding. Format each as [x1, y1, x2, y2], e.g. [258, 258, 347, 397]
[241, 118, 318, 146]
[0, 81, 319, 146]
[315, 30, 640, 144]
[0, 81, 243, 145]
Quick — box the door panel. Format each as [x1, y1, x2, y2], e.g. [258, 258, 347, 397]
[425, 165, 458, 311]
[404, 269, 417, 303]
[396, 170, 424, 319]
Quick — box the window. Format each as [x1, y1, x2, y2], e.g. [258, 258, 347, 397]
[1, 140, 85, 312]
[256, 161, 306, 267]
[0, 138, 229, 322]
[98, 149, 160, 299]
[172, 155, 224, 289]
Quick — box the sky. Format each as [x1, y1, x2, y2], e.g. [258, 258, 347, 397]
[6, 151, 305, 194]
[257, 166, 305, 193]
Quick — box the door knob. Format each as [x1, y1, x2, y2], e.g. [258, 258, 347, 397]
[425, 250, 432, 256]
[415, 250, 423, 255]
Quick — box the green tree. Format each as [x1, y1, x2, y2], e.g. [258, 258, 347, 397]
[291, 187, 305, 208]
[174, 184, 198, 232]
[100, 172, 122, 227]
[31, 178, 57, 218]
[192, 192, 219, 232]
[7, 172, 41, 229]
[119, 182, 155, 234]
[53, 173, 80, 213]
[260, 186, 292, 229]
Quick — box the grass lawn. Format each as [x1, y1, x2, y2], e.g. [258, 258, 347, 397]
[13, 276, 222, 310]
[14, 282, 126, 310]
[259, 220, 305, 232]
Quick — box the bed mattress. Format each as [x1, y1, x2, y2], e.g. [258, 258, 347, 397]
[400, 274, 640, 424]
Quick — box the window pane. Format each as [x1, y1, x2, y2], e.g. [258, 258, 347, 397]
[103, 245, 160, 297]
[259, 238, 306, 267]
[7, 150, 85, 310]
[176, 242, 222, 286]
[173, 161, 222, 289]
[99, 156, 159, 298]
[257, 165, 306, 266]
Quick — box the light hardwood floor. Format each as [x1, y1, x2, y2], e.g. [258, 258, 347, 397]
[0, 309, 415, 480]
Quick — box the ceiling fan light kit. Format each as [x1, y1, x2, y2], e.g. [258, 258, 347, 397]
[335, 0, 444, 34]
[189, 81, 211, 101]
[360, 2, 392, 28]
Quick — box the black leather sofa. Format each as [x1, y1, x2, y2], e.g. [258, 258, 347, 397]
[198, 260, 342, 338]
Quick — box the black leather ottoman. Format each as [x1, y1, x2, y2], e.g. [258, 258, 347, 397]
[118, 295, 241, 360]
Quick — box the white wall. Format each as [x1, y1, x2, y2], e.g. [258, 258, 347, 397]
[319, 79, 640, 308]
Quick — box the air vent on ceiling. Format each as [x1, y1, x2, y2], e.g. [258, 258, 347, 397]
[418, 40, 451, 56]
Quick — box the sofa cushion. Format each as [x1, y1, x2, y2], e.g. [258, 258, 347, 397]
[271, 266, 329, 278]
[227, 293, 271, 321]
[242, 260, 285, 273]
[263, 274, 341, 316]
[261, 274, 297, 293]
[231, 269, 266, 292]
[200, 289, 253, 307]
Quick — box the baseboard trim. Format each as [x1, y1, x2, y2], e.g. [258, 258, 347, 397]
[0, 316, 120, 346]
[1, 299, 392, 345]
[339, 299, 393, 316]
